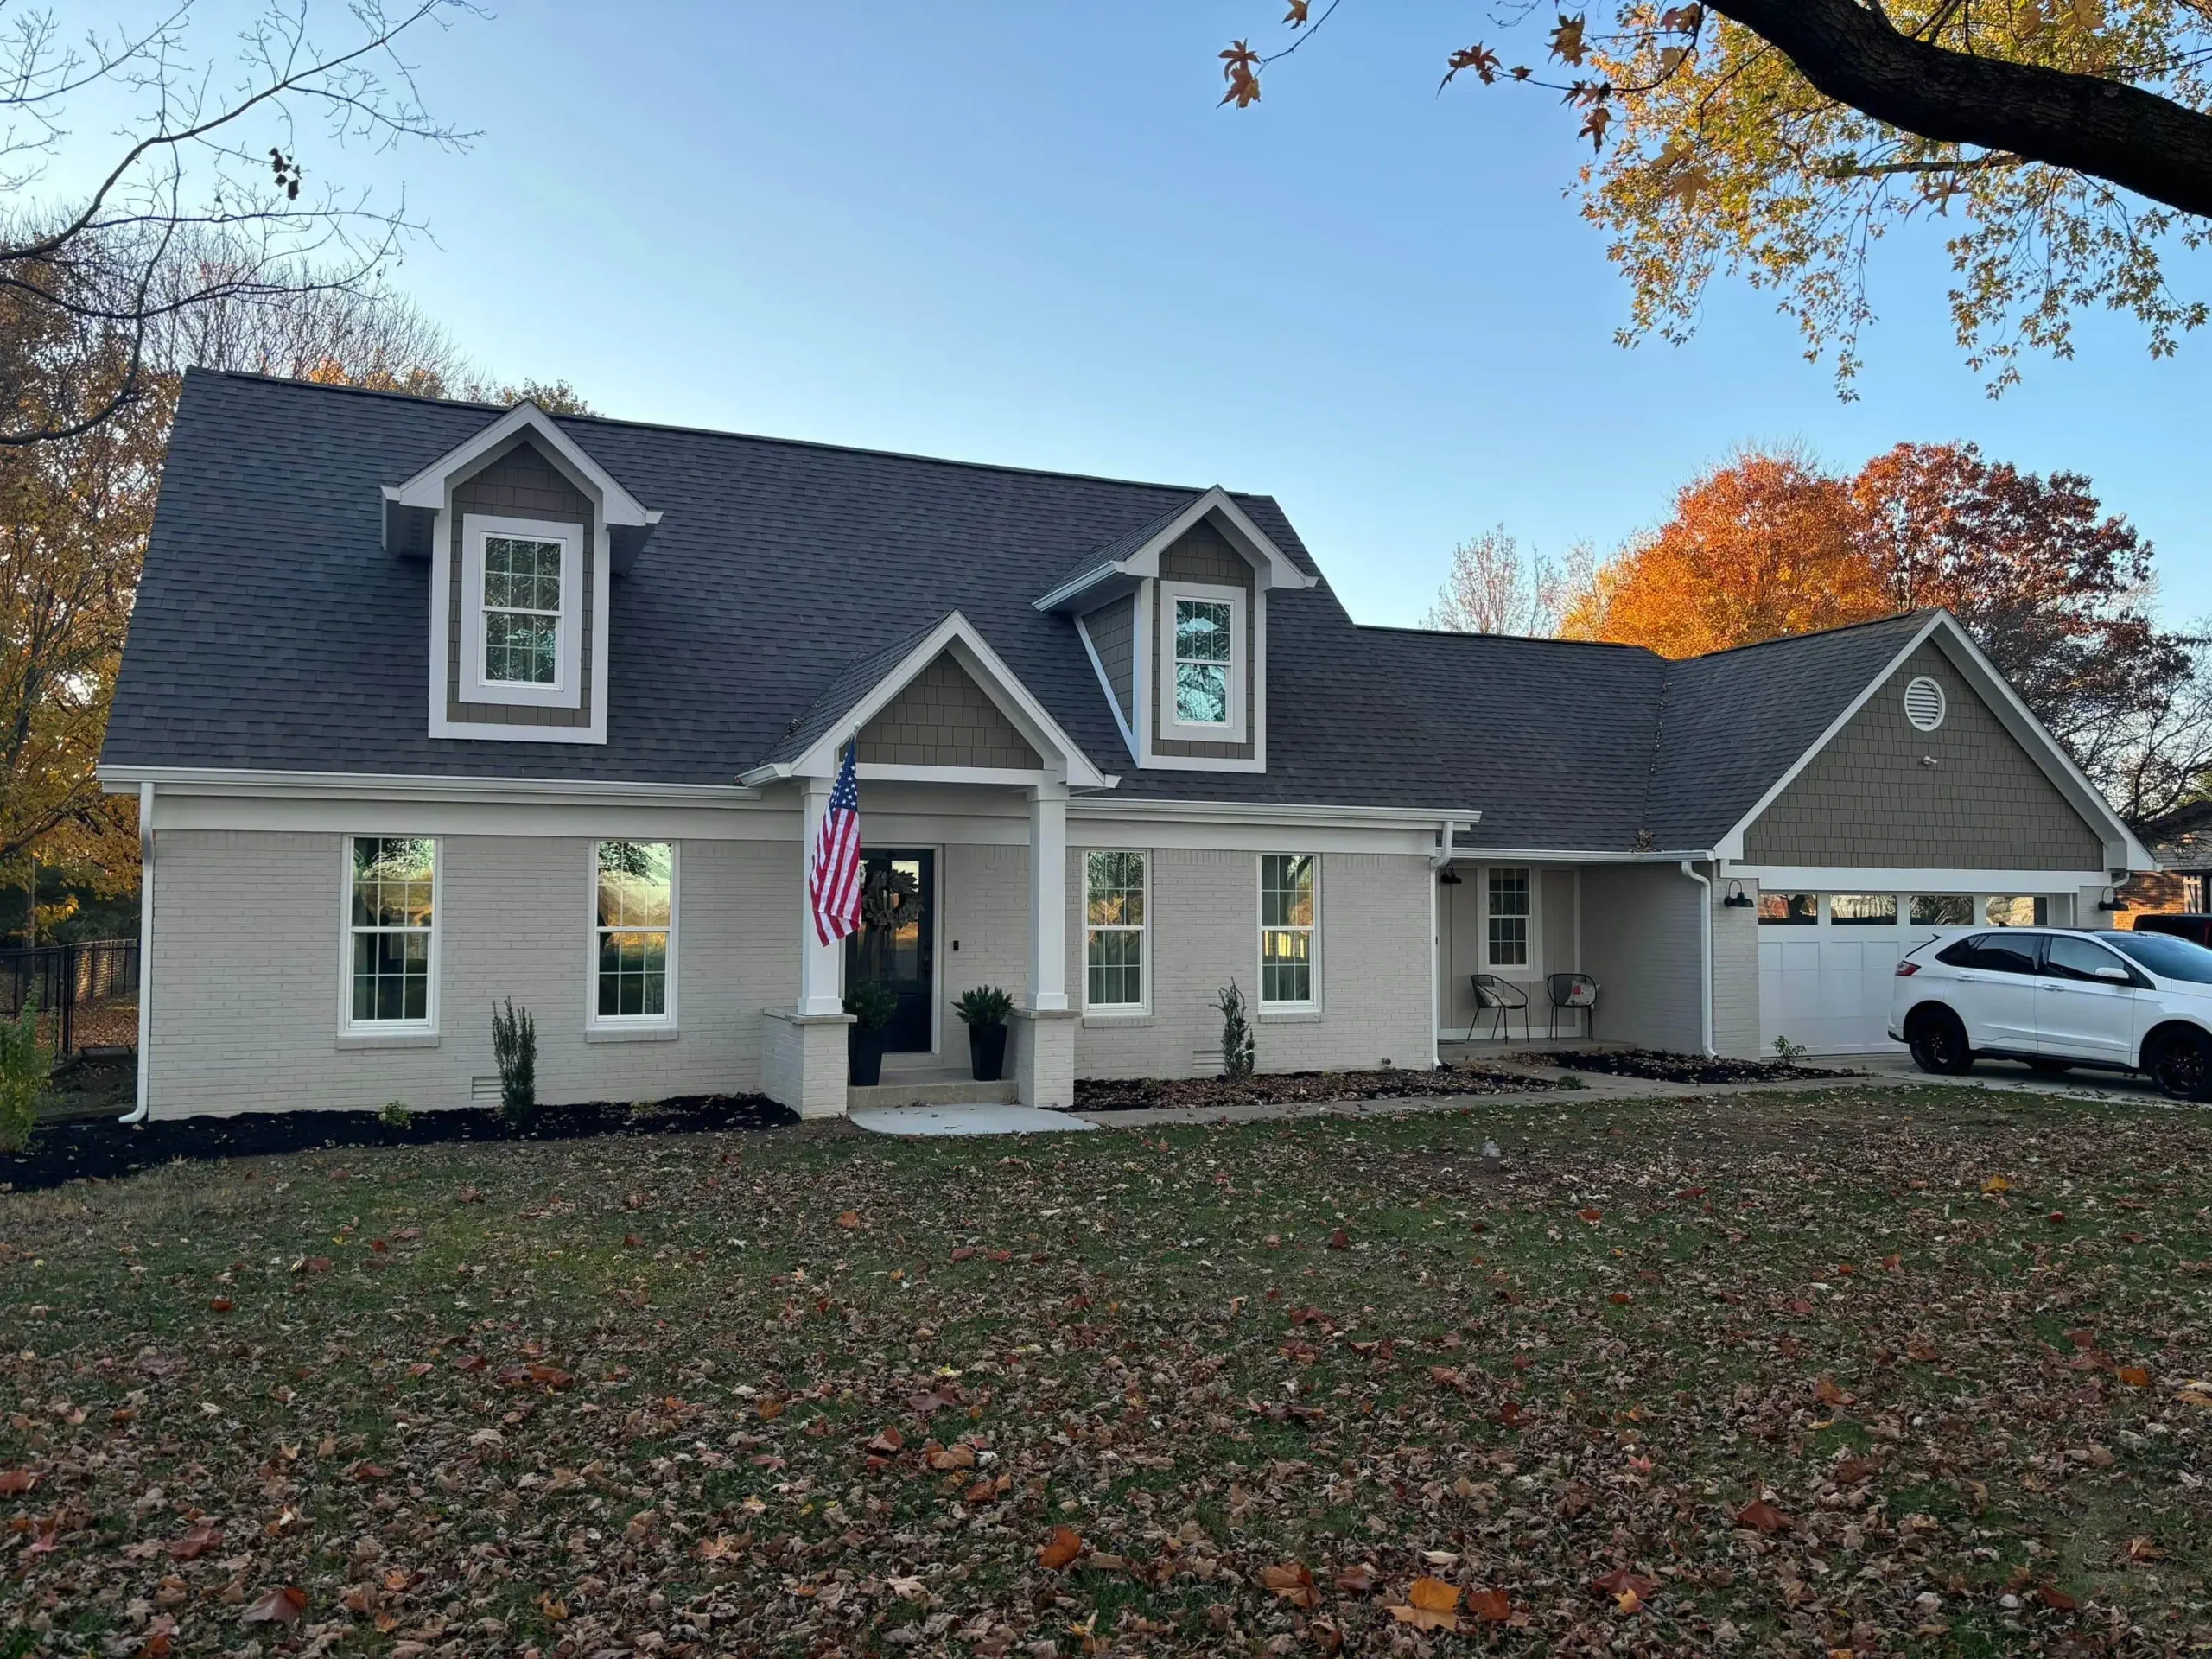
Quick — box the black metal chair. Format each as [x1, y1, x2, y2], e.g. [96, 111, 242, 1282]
[1468, 974, 1529, 1042]
[1546, 972, 1599, 1039]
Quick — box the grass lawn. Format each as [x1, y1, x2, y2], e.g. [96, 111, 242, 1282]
[2, 1086, 2208, 1657]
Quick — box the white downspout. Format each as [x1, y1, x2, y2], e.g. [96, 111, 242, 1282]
[1679, 859, 1714, 1058]
[120, 780, 154, 1122]
[1430, 818, 1466, 1068]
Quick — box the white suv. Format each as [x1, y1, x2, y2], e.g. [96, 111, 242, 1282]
[1889, 926, 2212, 1099]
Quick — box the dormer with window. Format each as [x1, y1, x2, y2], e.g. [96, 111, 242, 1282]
[1035, 486, 1313, 773]
[382, 401, 659, 744]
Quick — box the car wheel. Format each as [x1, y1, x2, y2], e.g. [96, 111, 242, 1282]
[2026, 1058, 2075, 1075]
[1905, 1007, 1973, 1076]
[2146, 1027, 2212, 1102]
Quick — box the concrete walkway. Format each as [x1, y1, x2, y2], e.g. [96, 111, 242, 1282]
[850, 1103, 1098, 1137]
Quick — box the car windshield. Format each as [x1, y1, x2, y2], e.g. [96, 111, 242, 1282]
[2106, 931, 2212, 984]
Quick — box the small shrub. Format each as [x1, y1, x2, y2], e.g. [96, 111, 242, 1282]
[378, 1098, 414, 1129]
[1556, 1071, 1587, 1090]
[1214, 981, 1255, 1079]
[629, 1097, 662, 1120]
[953, 985, 1015, 1027]
[1772, 1033, 1808, 1065]
[0, 990, 49, 1154]
[843, 982, 898, 1030]
[492, 1000, 537, 1125]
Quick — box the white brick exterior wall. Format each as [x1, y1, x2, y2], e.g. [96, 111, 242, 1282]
[1068, 847, 1434, 1079]
[147, 830, 796, 1120]
[144, 827, 1441, 1116]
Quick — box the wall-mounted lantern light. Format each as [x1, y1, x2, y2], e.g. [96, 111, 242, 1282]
[1723, 880, 1755, 908]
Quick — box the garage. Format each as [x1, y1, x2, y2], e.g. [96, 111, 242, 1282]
[1755, 889, 2065, 1055]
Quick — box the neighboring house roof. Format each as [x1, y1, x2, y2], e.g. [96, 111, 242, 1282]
[105, 372, 2132, 860]
[2136, 799, 2212, 870]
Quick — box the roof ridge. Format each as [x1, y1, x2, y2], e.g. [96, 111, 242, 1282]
[193, 366, 1263, 503]
[1679, 609, 1932, 663]
[1356, 623, 1658, 654]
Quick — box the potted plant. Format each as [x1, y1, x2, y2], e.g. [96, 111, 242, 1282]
[844, 982, 898, 1086]
[954, 985, 1015, 1081]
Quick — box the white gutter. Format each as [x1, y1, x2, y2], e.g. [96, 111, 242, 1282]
[120, 781, 154, 1123]
[1679, 859, 1714, 1058]
[98, 765, 761, 806]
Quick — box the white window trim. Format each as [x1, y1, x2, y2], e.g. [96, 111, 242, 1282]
[1158, 580, 1249, 744]
[1257, 852, 1320, 1011]
[459, 513, 585, 709]
[587, 839, 679, 1033]
[338, 835, 440, 1038]
[1478, 864, 1540, 976]
[1081, 848, 1150, 1014]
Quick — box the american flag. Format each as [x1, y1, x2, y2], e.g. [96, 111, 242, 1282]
[809, 744, 863, 944]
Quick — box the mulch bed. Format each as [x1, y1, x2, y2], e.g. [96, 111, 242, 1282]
[1072, 1063, 1554, 1112]
[0, 1092, 795, 1194]
[1531, 1046, 1858, 1085]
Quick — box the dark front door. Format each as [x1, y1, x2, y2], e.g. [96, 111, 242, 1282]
[846, 849, 935, 1053]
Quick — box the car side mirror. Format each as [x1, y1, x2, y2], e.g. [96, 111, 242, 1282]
[2094, 964, 2132, 983]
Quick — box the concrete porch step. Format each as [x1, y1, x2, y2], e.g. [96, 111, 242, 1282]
[848, 1074, 1019, 1109]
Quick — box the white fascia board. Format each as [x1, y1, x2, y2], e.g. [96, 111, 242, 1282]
[1033, 486, 1315, 612]
[1725, 863, 2111, 893]
[1443, 846, 1713, 864]
[97, 763, 760, 807]
[389, 402, 654, 526]
[779, 610, 1111, 789]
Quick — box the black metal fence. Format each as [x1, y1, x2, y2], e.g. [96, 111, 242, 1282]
[0, 938, 139, 1057]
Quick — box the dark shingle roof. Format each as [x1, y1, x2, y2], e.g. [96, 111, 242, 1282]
[105, 372, 1936, 845]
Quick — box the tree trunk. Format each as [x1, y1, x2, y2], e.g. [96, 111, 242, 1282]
[1709, 0, 2212, 218]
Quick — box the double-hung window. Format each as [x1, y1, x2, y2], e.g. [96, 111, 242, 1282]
[460, 514, 583, 708]
[483, 535, 563, 684]
[1084, 851, 1147, 1010]
[1260, 853, 1317, 1007]
[346, 836, 435, 1030]
[1160, 582, 1246, 741]
[594, 841, 675, 1026]
[1484, 868, 1531, 967]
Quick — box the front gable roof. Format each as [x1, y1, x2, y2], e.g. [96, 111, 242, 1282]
[741, 610, 1112, 788]
[1034, 486, 1318, 613]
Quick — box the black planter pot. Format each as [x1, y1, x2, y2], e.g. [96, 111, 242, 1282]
[968, 1021, 1010, 1082]
[848, 1025, 887, 1087]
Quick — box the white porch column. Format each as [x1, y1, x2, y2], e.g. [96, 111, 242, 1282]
[1027, 781, 1069, 1011]
[798, 773, 845, 1016]
[1016, 780, 1077, 1108]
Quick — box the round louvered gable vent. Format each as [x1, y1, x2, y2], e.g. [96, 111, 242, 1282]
[1903, 675, 1947, 732]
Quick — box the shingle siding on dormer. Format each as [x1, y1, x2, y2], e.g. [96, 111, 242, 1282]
[1741, 644, 2103, 868]
[1151, 522, 1255, 762]
[446, 437, 595, 728]
[857, 652, 1042, 769]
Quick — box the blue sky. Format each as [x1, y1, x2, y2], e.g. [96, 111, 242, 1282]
[80, 3, 2212, 624]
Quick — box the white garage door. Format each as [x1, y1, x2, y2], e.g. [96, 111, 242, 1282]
[1756, 891, 2063, 1055]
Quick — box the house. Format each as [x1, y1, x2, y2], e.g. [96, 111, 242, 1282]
[99, 372, 2152, 1120]
[2115, 799, 2212, 918]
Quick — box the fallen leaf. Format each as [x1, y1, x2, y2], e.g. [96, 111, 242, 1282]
[1038, 1525, 1084, 1570]
[1334, 1563, 1378, 1593]
[1814, 1375, 1853, 1407]
[866, 1427, 904, 1455]
[239, 1586, 306, 1625]
[1983, 1174, 2011, 1193]
[0, 1470, 36, 1496]
[2117, 1365, 2151, 1387]
[836, 1210, 860, 1230]
[1327, 1227, 1351, 1249]
[1735, 1498, 1792, 1534]
[1389, 1577, 1461, 1632]
[1578, 1207, 1603, 1223]
[169, 1522, 221, 1560]
[1262, 1561, 1319, 1608]
[1466, 1586, 1511, 1623]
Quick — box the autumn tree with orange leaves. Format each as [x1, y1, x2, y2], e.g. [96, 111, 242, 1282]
[1221, 3, 2212, 391]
